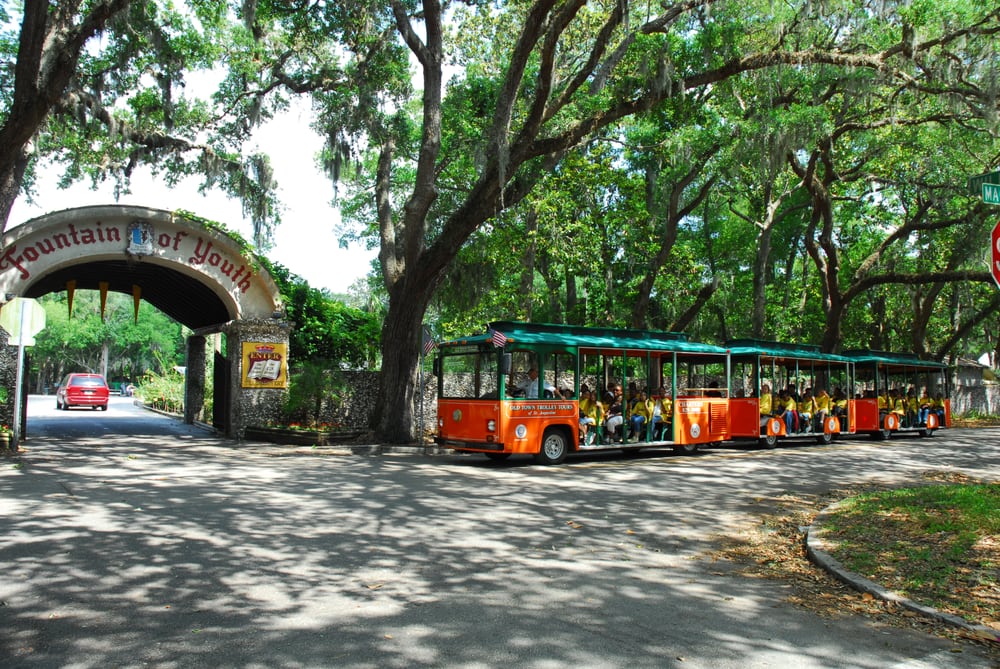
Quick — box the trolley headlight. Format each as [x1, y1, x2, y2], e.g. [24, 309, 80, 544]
[486, 419, 496, 432]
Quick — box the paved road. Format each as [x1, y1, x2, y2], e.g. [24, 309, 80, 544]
[2, 395, 999, 668]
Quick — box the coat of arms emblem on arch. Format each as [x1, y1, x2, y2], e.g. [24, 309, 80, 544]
[126, 221, 154, 256]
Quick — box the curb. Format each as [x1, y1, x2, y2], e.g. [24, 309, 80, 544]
[805, 501, 1000, 644]
[239, 442, 450, 457]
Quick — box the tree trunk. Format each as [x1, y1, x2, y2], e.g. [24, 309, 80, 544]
[565, 271, 579, 324]
[519, 208, 538, 320]
[820, 297, 846, 353]
[0, 0, 132, 231]
[101, 340, 110, 379]
[751, 225, 772, 338]
[537, 253, 562, 323]
[374, 275, 435, 443]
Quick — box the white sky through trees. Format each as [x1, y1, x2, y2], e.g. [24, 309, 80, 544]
[8, 104, 375, 295]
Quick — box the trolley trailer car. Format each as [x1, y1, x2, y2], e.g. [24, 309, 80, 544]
[841, 350, 951, 439]
[727, 340, 855, 448]
[434, 321, 730, 464]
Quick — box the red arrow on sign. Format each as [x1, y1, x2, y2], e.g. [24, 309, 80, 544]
[993, 220, 1000, 289]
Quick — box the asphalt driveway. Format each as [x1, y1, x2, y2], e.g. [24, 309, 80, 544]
[2, 396, 999, 668]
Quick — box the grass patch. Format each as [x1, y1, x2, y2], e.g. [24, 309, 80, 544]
[820, 483, 1000, 624]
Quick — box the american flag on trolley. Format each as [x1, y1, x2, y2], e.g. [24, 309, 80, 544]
[488, 327, 508, 348]
[420, 324, 436, 357]
[422, 336, 436, 356]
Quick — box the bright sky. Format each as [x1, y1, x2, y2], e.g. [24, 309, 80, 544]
[8, 105, 376, 295]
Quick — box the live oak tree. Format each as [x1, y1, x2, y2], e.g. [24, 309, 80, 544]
[5, 2, 1000, 443]
[0, 1, 280, 244]
[230, 1, 1000, 441]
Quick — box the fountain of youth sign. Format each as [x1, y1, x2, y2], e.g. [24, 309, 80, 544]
[0, 206, 282, 323]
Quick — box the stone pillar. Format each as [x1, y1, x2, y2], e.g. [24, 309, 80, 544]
[222, 318, 291, 439]
[0, 331, 16, 448]
[184, 334, 207, 425]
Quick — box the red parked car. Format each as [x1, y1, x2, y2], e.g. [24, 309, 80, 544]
[56, 373, 110, 411]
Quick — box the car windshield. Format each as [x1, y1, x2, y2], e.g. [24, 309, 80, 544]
[73, 377, 105, 387]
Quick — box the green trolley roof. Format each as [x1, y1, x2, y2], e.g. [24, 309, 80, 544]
[439, 321, 729, 355]
[726, 338, 851, 364]
[841, 349, 948, 369]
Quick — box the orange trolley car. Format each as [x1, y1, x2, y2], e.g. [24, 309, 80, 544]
[727, 340, 855, 447]
[842, 350, 951, 439]
[434, 321, 730, 464]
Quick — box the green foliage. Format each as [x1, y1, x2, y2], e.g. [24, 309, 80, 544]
[134, 367, 186, 415]
[265, 261, 381, 369]
[30, 291, 184, 389]
[282, 360, 347, 428]
[822, 483, 1000, 619]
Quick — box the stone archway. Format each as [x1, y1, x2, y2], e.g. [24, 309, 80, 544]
[0, 204, 290, 439]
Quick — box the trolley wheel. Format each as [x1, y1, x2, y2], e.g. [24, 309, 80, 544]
[871, 428, 891, 441]
[672, 443, 699, 455]
[759, 434, 778, 449]
[919, 428, 935, 438]
[484, 452, 510, 462]
[534, 430, 568, 465]
[816, 431, 833, 445]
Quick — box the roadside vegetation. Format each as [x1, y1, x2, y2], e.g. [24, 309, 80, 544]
[714, 470, 1000, 655]
[820, 482, 1000, 626]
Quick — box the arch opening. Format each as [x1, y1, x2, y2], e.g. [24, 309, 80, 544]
[1, 205, 289, 443]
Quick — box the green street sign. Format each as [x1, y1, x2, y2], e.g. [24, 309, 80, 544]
[969, 170, 1000, 196]
[985, 183, 1000, 205]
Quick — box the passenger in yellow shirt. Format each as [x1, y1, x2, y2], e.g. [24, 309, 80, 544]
[832, 387, 849, 430]
[578, 389, 602, 444]
[918, 389, 932, 425]
[814, 388, 831, 430]
[778, 390, 799, 433]
[758, 383, 774, 430]
[931, 393, 946, 424]
[628, 390, 654, 441]
[651, 386, 672, 440]
[798, 389, 816, 432]
[889, 389, 906, 425]
[905, 389, 919, 427]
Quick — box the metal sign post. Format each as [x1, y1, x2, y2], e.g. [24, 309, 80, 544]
[1, 297, 46, 449]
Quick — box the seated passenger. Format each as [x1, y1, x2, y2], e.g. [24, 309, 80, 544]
[831, 387, 849, 430]
[905, 389, 919, 428]
[877, 390, 889, 415]
[918, 388, 932, 426]
[629, 390, 653, 441]
[931, 392, 946, 423]
[651, 386, 672, 440]
[759, 383, 774, 429]
[517, 368, 540, 398]
[889, 388, 906, 424]
[814, 388, 831, 430]
[777, 390, 798, 433]
[798, 389, 815, 432]
[579, 390, 602, 445]
[603, 391, 624, 443]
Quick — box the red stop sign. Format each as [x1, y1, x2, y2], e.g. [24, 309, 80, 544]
[993, 221, 1000, 289]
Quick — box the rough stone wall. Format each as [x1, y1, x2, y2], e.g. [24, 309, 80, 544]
[224, 319, 292, 439]
[1, 333, 17, 431]
[951, 383, 1000, 415]
[307, 370, 437, 436]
